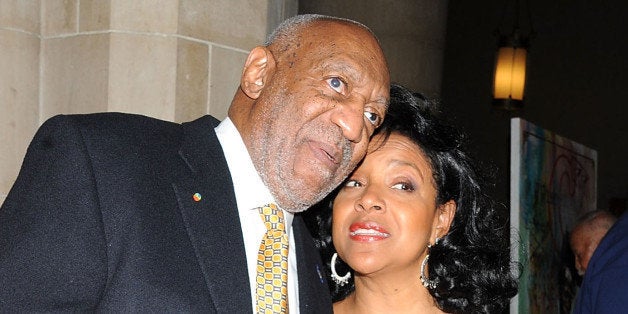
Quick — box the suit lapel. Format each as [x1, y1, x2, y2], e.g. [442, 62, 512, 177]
[173, 116, 252, 313]
[293, 217, 334, 313]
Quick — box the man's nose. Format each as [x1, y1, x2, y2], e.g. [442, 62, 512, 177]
[330, 101, 365, 143]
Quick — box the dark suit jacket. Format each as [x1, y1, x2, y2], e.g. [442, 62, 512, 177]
[0, 113, 332, 313]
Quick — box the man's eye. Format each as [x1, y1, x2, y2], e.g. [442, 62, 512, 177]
[327, 77, 346, 93]
[364, 111, 381, 126]
[344, 179, 361, 187]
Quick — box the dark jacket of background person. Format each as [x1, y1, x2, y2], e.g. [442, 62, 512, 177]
[573, 211, 628, 313]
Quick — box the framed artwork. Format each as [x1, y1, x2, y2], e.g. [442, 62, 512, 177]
[510, 118, 597, 313]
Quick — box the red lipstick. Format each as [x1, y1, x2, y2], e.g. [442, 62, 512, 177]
[349, 221, 390, 242]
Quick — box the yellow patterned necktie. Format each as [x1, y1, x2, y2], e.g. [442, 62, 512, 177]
[256, 203, 289, 314]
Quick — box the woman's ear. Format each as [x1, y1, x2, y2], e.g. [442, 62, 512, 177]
[240, 46, 276, 99]
[432, 200, 457, 240]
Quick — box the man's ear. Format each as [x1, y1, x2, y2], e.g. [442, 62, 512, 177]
[240, 46, 276, 99]
[432, 200, 457, 240]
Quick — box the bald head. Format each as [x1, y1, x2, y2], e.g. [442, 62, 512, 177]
[262, 14, 386, 76]
[264, 14, 377, 47]
[570, 210, 617, 276]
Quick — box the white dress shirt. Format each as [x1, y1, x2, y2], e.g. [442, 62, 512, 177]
[215, 118, 299, 313]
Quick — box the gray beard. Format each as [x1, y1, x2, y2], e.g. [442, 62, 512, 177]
[278, 142, 353, 213]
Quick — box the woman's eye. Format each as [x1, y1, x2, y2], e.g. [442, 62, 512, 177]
[364, 111, 381, 126]
[344, 179, 361, 187]
[391, 182, 414, 191]
[327, 77, 347, 93]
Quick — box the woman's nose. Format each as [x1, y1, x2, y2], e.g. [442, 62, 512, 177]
[354, 186, 385, 213]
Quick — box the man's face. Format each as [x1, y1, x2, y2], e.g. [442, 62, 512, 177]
[248, 21, 390, 212]
[570, 227, 604, 276]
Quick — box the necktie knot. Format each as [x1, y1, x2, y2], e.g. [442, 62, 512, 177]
[259, 203, 286, 234]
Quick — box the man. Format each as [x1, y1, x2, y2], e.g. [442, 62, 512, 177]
[0, 14, 390, 312]
[572, 211, 628, 313]
[569, 210, 617, 276]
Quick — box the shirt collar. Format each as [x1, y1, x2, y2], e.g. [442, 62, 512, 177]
[214, 118, 293, 226]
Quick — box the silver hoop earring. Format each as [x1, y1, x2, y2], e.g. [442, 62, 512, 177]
[331, 252, 351, 286]
[420, 243, 437, 290]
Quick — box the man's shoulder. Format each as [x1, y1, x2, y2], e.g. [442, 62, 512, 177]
[45, 112, 177, 130]
[36, 113, 221, 156]
[42, 112, 219, 138]
[590, 212, 628, 266]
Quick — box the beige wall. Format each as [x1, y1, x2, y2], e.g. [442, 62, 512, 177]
[0, 0, 297, 205]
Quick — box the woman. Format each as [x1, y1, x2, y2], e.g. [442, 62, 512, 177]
[304, 84, 518, 313]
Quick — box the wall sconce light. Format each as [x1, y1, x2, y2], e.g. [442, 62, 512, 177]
[492, 0, 534, 110]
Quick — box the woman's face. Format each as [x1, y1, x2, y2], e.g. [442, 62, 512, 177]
[332, 132, 455, 277]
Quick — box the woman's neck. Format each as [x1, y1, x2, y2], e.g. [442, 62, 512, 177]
[333, 273, 444, 314]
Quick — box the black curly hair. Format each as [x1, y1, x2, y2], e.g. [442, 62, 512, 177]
[302, 83, 519, 313]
